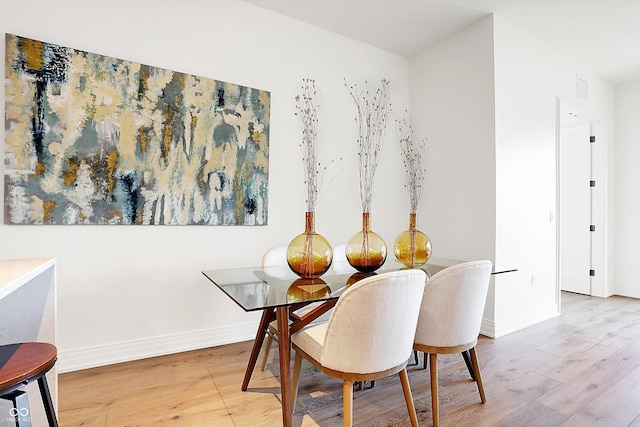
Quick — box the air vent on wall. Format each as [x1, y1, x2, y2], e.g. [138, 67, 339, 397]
[576, 76, 589, 100]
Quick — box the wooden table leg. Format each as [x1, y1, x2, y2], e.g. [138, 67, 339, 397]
[276, 305, 293, 427]
[241, 308, 276, 391]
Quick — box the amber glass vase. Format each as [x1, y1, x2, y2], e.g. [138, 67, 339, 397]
[287, 212, 333, 278]
[346, 212, 387, 272]
[394, 213, 431, 268]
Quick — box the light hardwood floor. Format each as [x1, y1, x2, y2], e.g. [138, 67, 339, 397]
[59, 292, 640, 426]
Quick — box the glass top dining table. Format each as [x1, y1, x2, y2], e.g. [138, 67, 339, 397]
[202, 256, 515, 312]
[201, 256, 515, 427]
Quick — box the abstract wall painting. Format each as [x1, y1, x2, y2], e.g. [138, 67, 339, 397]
[4, 34, 270, 225]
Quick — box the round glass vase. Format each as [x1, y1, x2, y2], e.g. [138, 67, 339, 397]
[394, 213, 432, 268]
[345, 212, 387, 272]
[286, 212, 333, 278]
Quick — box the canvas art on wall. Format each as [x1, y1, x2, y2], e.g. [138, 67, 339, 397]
[4, 34, 270, 225]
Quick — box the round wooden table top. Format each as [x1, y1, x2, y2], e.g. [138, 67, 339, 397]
[0, 342, 57, 391]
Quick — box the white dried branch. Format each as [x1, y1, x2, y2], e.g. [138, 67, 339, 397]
[295, 79, 321, 212]
[345, 78, 390, 213]
[395, 112, 426, 213]
[295, 79, 342, 212]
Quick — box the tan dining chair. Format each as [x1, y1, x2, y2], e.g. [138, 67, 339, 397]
[413, 260, 492, 427]
[331, 243, 348, 269]
[259, 246, 289, 370]
[260, 246, 331, 371]
[262, 245, 288, 270]
[332, 244, 347, 263]
[291, 269, 427, 427]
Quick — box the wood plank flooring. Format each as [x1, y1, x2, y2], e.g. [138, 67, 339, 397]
[58, 292, 640, 426]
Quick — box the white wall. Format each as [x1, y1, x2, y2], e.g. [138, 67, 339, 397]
[409, 17, 497, 324]
[409, 17, 497, 262]
[0, 0, 412, 371]
[614, 79, 640, 298]
[492, 15, 615, 334]
[410, 14, 616, 338]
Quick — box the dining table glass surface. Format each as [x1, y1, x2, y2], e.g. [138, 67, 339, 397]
[202, 256, 514, 312]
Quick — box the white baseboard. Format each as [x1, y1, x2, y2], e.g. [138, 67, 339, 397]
[480, 318, 497, 338]
[480, 301, 559, 339]
[60, 300, 568, 373]
[58, 322, 258, 373]
[613, 287, 640, 299]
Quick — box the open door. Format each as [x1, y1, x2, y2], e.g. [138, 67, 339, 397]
[558, 119, 592, 295]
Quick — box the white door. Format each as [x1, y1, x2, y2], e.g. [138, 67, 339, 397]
[559, 122, 592, 294]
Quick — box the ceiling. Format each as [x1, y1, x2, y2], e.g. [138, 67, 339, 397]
[242, 0, 640, 84]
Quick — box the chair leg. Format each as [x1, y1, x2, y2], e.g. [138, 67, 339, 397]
[343, 380, 353, 427]
[399, 368, 419, 427]
[461, 350, 475, 380]
[429, 353, 439, 427]
[291, 352, 302, 413]
[260, 334, 273, 371]
[38, 374, 59, 427]
[469, 347, 486, 403]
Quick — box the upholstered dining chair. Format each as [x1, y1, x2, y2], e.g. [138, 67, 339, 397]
[291, 269, 427, 427]
[262, 245, 289, 272]
[413, 260, 492, 427]
[260, 246, 331, 371]
[332, 244, 347, 263]
[330, 243, 356, 275]
[260, 246, 289, 371]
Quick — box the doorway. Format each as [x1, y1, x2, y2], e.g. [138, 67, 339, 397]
[557, 100, 593, 295]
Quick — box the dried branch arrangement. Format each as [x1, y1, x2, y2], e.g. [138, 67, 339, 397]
[345, 78, 390, 213]
[295, 79, 321, 213]
[396, 113, 427, 214]
[295, 79, 342, 212]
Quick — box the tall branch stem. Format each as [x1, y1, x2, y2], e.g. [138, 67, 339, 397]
[396, 113, 426, 214]
[345, 79, 390, 213]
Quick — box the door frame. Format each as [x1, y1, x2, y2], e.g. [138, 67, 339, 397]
[555, 98, 609, 307]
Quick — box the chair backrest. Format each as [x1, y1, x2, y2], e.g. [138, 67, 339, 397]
[331, 244, 352, 273]
[320, 269, 427, 374]
[414, 260, 492, 349]
[332, 244, 348, 264]
[262, 246, 288, 267]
